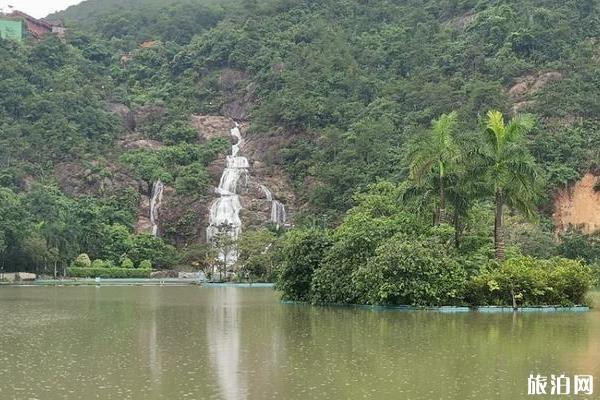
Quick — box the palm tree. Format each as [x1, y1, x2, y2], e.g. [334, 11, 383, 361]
[409, 112, 459, 224]
[480, 111, 539, 261]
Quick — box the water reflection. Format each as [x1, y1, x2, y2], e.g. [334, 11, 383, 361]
[207, 288, 246, 400]
[0, 287, 598, 400]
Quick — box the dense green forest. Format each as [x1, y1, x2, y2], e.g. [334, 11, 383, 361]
[1, 0, 599, 293]
[56, 0, 600, 212]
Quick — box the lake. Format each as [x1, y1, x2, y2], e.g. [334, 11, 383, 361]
[0, 286, 598, 399]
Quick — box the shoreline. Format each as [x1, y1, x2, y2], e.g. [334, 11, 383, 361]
[1, 279, 275, 288]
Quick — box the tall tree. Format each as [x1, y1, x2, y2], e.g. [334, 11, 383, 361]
[480, 111, 539, 260]
[409, 112, 459, 224]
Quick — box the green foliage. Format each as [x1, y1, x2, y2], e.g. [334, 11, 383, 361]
[238, 228, 279, 281]
[136, 110, 200, 144]
[138, 259, 152, 269]
[177, 243, 215, 272]
[275, 228, 331, 302]
[115, 0, 597, 221]
[120, 257, 134, 269]
[91, 259, 114, 269]
[504, 216, 558, 258]
[73, 253, 92, 268]
[355, 229, 467, 306]
[120, 139, 228, 192]
[558, 231, 600, 265]
[128, 234, 178, 268]
[52, 0, 228, 47]
[311, 182, 428, 304]
[477, 111, 541, 259]
[0, 36, 118, 170]
[4, 0, 600, 280]
[67, 267, 151, 278]
[467, 256, 597, 306]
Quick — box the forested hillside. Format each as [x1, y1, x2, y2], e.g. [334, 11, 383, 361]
[1, 0, 599, 276]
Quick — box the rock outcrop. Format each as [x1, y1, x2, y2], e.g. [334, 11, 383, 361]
[192, 116, 296, 237]
[508, 71, 562, 114]
[191, 115, 235, 141]
[554, 173, 600, 234]
[55, 160, 140, 197]
[122, 139, 164, 151]
[107, 102, 135, 131]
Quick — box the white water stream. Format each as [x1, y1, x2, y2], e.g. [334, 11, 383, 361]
[207, 124, 248, 265]
[149, 180, 164, 237]
[260, 185, 287, 228]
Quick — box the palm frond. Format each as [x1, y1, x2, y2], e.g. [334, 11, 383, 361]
[485, 110, 505, 149]
[505, 113, 535, 143]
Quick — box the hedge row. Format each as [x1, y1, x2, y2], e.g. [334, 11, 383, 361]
[466, 257, 597, 307]
[67, 267, 152, 279]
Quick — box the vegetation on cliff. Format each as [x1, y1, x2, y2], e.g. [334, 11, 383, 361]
[1, 0, 599, 279]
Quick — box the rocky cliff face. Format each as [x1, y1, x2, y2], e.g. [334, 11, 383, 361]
[54, 102, 296, 248]
[193, 117, 296, 234]
[554, 173, 600, 234]
[508, 71, 562, 114]
[140, 113, 296, 246]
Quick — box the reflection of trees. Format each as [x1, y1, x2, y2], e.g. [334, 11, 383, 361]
[270, 304, 599, 399]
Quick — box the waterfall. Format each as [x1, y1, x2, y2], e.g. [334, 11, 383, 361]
[149, 180, 164, 237]
[271, 200, 286, 227]
[207, 123, 248, 266]
[259, 185, 272, 202]
[260, 185, 287, 228]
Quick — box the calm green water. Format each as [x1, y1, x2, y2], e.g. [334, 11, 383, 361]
[0, 287, 598, 400]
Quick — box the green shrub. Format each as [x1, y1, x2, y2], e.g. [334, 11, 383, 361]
[91, 259, 114, 269]
[559, 231, 600, 265]
[467, 256, 596, 306]
[310, 186, 428, 305]
[550, 257, 597, 305]
[138, 259, 152, 269]
[354, 233, 467, 306]
[275, 228, 331, 302]
[72, 253, 91, 268]
[121, 257, 134, 269]
[67, 267, 152, 278]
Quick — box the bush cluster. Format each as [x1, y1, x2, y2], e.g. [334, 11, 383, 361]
[67, 267, 152, 279]
[467, 257, 597, 307]
[355, 233, 467, 306]
[274, 185, 597, 307]
[69, 253, 153, 278]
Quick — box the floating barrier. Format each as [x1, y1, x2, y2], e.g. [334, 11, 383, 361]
[281, 301, 590, 313]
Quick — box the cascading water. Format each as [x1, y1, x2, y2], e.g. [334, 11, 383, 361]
[207, 124, 248, 265]
[271, 200, 286, 227]
[149, 180, 164, 237]
[260, 185, 287, 228]
[259, 185, 272, 202]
